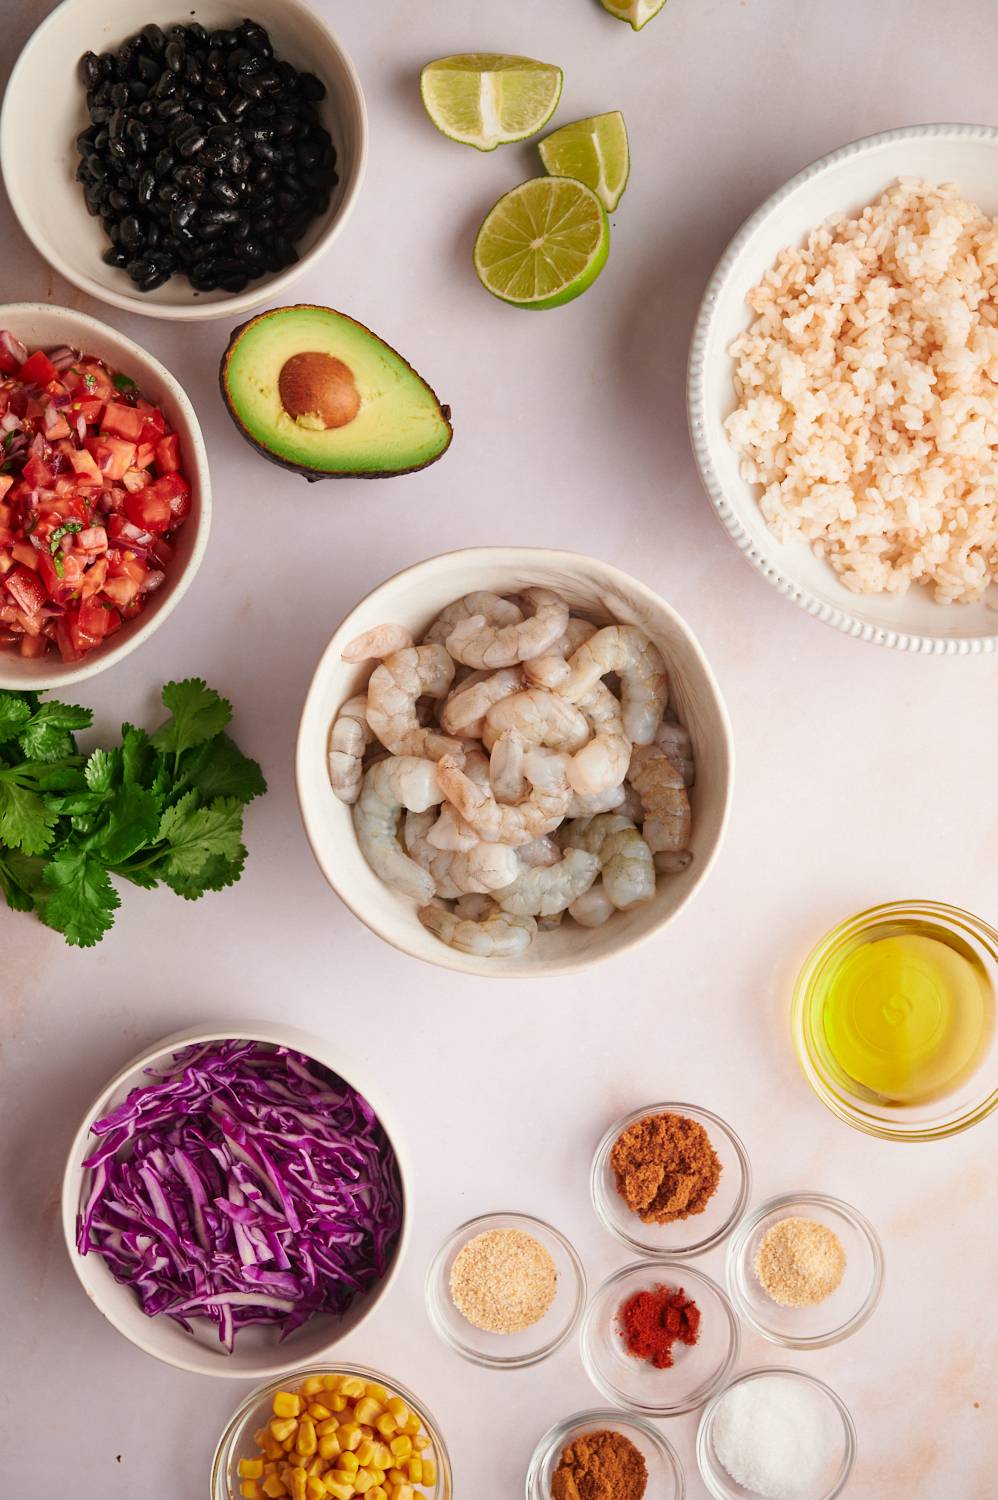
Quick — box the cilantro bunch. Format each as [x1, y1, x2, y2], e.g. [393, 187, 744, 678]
[0, 679, 265, 947]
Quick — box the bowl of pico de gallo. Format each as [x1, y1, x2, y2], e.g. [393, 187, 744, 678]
[0, 302, 210, 687]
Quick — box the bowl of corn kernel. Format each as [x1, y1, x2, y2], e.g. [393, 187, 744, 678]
[211, 1365, 452, 1500]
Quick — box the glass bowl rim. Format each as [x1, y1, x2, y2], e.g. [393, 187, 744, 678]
[424, 1210, 587, 1370]
[210, 1361, 453, 1500]
[580, 1258, 741, 1418]
[793, 899, 998, 1142]
[725, 1190, 885, 1348]
[591, 1100, 752, 1256]
[525, 1406, 686, 1500]
[695, 1363, 857, 1500]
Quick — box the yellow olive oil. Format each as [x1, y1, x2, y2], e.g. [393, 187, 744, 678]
[819, 921, 994, 1106]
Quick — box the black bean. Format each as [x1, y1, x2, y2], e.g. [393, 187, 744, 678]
[126, 256, 154, 281]
[129, 80, 149, 102]
[119, 214, 143, 249]
[140, 24, 166, 54]
[90, 104, 111, 126]
[298, 72, 325, 102]
[208, 29, 235, 49]
[138, 169, 156, 205]
[157, 181, 182, 204]
[152, 70, 177, 99]
[177, 128, 207, 158]
[173, 163, 204, 190]
[99, 51, 117, 79]
[154, 147, 174, 174]
[102, 245, 130, 268]
[139, 268, 171, 292]
[108, 188, 129, 212]
[126, 118, 149, 153]
[144, 220, 160, 248]
[171, 111, 197, 135]
[188, 23, 208, 45]
[76, 128, 96, 152]
[86, 153, 107, 178]
[170, 199, 197, 231]
[79, 51, 101, 89]
[110, 81, 130, 107]
[228, 147, 251, 175]
[136, 53, 160, 83]
[137, 99, 156, 119]
[165, 40, 185, 72]
[208, 177, 239, 206]
[184, 58, 203, 87]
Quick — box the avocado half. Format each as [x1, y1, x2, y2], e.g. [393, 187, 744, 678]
[219, 305, 453, 480]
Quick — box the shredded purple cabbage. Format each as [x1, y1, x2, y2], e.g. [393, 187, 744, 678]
[77, 1041, 403, 1351]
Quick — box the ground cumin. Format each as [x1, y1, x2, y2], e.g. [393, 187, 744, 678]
[551, 1429, 648, 1500]
[610, 1111, 721, 1225]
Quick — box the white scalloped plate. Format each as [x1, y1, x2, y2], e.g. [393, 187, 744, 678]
[688, 123, 998, 654]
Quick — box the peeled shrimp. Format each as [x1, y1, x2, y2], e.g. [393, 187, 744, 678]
[629, 744, 692, 854]
[423, 592, 523, 647]
[561, 814, 655, 910]
[440, 666, 525, 737]
[404, 811, 520, 898]
[569, 882, 616, 928]
[655, 848, 693, 874]
[490, 729, 525, 804]
[418, 900, 536, 957]
[517, 835, 561, 867]
[327, 695, 374, 804]
[655, 718, 695, 787]
[567, 783, 627, 819]
[437, 747, 572, 846]
[482, 688, 589, 754]
[446, 587, 570, 669]
[558, 625, 668, 745]
[341, 623, 414, 663]
[353, 758, 444, 903]
[523, 617, 598, 690]
[568, 681, 632, 797]
[426, 802, 479, 852]
[494, 847, 599, 917]
[366, 645, 464, 762]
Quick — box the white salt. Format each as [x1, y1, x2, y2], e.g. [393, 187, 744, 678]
[711, 1373, 842, 1499]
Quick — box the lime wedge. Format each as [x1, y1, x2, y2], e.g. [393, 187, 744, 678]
[599, 0, 668, 30]
[420, 54, 563, 151]
[473, 176, 610, 309]
[538, 111, 630, 212]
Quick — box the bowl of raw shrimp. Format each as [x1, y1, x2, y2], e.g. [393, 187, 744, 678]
[296, 547, 734, 977]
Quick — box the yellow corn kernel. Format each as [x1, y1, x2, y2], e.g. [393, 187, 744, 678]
[338, 1450, 359, 1474]
[270, 1418, 298, 1444]
[262, 1477, 288, 1499]
[330, 1396, 348, 1413]
[367, 1471, 385, 1488]
[323, 1482, 354, 1500]
[387, 1471, 406, 1487]
[375, 1415, 397, 1440]
[364, 1383, 390, 1404]
[403, 1415, 420, 1438]
[302, 1377, 326, 1398]
[369, 1490, 388, 1500]
[339, 1425, 362, 1453]
[389, 1438, 412, 1463]
[306, 1481, 327, 1500]
[412, 1436, 429, 1454]
[369, 1444, 391, 1470]
[241, 1484, 262, 1500]
[297, 1418, 318, 1457]
[306, 1458, 325, 1478]
[274, 1392, 303, 1420]
[329, 1472, 358, 1491]
[355, 1440, 376, 1468]
[264, 1437, 286, 1462]
[405, 1460, 422, 1486]
[388, 1486, 414, 1500]
[354, 1397, 383, 1427]
[341, 1377, 366, 1399]
[317, 1417, 340, 1437]
[241, 1459, 266, 1480]
[318, 1435, 342, 1462]
[283, 1437, 298, 1454]
[309, 1403, 333, 1421]
[289, 1468, 308, 1500]
[421, 1459, 437, 1486]
[387, 1399, 409, 1426]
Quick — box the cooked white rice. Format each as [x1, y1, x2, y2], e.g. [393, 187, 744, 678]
[725, 178, 998, 603]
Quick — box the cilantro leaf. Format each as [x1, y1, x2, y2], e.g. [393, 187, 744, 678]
[176, 733, 267, 805]
[161, 849, 246, 900]
[152, 680, 231, 757]
[157, 794, 245, 881]
[0, 849, 46, 912]
[0, 779, 58, 855]
[113, 372, 138, 393]
[0, 694, 32, 744]
[18, 700, 92, 761]
[85, 747, 121, 794]
[90, 783, 163, 865]
[120, 724, 156, 788]
[39, 851, 120, 947]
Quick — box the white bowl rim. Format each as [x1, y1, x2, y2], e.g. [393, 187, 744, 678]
[295, 544, 735, 979]
[60, 1020, 412, 1378]
[0, 301, 211, 687]
[0, 0, 369, 323]
[687, 121, 998, 656]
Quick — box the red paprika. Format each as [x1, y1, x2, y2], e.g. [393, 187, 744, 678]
[618, 1284, 701, 1369]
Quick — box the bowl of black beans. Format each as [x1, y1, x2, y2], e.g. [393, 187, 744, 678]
[0, 0, 367, 319]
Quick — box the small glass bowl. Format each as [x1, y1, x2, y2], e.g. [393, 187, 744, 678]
[210, 1364, 452, 1500]
[526, 1409, 685, 1500]
[726, 1192, 884, 1349]
[793, 900, 998, 1141]
[425, 1212, 586, 1370]
[696, 1366, 855, 1500]
[591, 1102, 751, 1256]
[581, 1260, 740, 1418]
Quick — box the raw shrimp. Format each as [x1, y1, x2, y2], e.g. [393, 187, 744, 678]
[482, 687, 590, 754]
[353, 758, 444, 903]
[490, 730, 525, 804]
[558, 625, 668, 745]
[569, 882, 616, 928]
[446, 587, 570, 669]
[341, 623, 414, 662]
[615, 780, 647, 823]
[494, 847, 599, 917]
[418, 900, 537, 957]
[568, 681, 631, 797]
[523, 617, 598, 690]
[426, 802, 478, 852]
[366, 645, 464, 761]
[441, 666, 525, 737]
[561, 814, 655, 910]
[404, 811, 520, 898]
[517, 835, 561, 867]
[327, 695, 373, 804]
[453, 892, 493, 921]
[655, 849, 693, 875]
[655, 718, 696, 787]
[436, 747, 572, 846]
[423, 592, 523, 647]
[566, 783, 627, 818]
[629, 744, 692, 854]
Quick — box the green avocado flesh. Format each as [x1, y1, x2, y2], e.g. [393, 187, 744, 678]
[221, 305, 453, 478]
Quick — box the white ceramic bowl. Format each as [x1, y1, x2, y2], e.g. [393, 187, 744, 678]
[296, 547, 734, 978]
[61, 1022, 410, 1379]
[688, 123, 998, 654]
[1, 0, 367, 321]
[0, 302, 210, 688]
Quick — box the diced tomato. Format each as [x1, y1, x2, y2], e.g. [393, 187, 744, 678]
[22, 454, 54, 488]
[0, 503, 12, 527]
[71, 396, 104, 424]
[10, 541, 38, 570]
[19, 631, 48, 658]
[37, 548, 83, 598]
[86, 435, 137, 481]
[77, 526, 108, 552]
[102, 402, 145, 441]
[137, 402, 167, 437]
[135, 441, 156, 469]
[79, 556, 108, 599]
[4, 564, 47, 614]
[54, 620, 82, 662]
[124, 487, 173, 534]
[145, 472, 192, 523]
[66, 361, 114, 402]
[0, 478, 13, 506]
[102, 568, 144, 607]
[155, 434, 181, 473]
[18, 350, 58, 386]
[65, 446, 103, 484]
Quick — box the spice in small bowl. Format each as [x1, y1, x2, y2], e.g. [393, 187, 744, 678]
[552, 1429, 648, 1500]
[611, 1111, 721, 1224]
[618, 1284, 701, 1369]
[449, 1226, 557, 1334]
[754, 1217, 846, 1307]
[526, 1411, 683, 1500]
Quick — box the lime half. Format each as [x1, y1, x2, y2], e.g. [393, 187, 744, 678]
[538, 111, 630, 212]
[420, 53, 563, 151]
[599, 0, 668, 30]
[473, 176, 610, 310]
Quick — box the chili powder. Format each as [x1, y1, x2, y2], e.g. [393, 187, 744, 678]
[618, 1284, 701, 1369]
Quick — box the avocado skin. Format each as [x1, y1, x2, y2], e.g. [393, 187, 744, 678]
[219, 305, 454, 481]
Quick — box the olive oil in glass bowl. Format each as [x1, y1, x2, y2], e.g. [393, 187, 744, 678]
[793, 901, 998, 1141]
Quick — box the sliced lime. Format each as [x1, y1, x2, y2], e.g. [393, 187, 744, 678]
[420, 53, 563, 151]
[538, 111, 630, 212]
[599, 0, 668, 30]
[473, 176, 610, 310]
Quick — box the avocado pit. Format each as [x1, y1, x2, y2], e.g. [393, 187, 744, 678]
[279, 351, 360, 431]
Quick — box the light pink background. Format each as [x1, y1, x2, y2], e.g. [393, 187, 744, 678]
[1, 0, 996, 1494]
